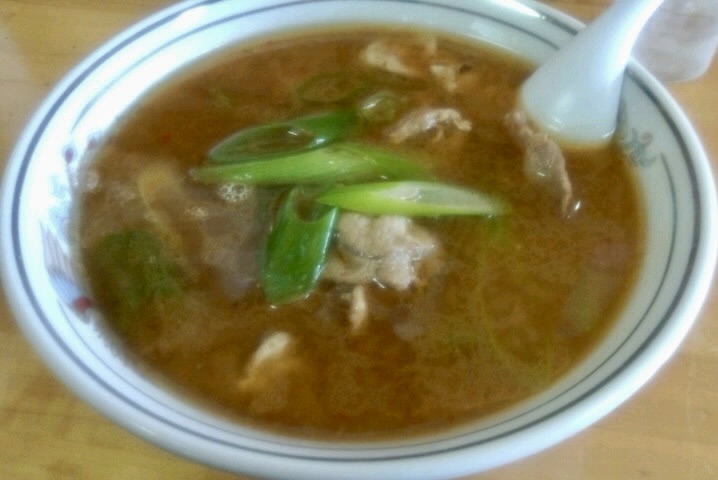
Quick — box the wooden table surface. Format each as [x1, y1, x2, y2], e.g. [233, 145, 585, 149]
[1, 1, 716, 479]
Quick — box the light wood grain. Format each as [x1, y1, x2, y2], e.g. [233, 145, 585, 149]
[1, 1, 716, 479]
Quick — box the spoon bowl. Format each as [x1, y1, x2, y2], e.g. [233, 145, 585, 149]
[520, 0, 664, 146]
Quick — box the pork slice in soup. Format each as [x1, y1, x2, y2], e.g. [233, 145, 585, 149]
[77, 28, 643, 439]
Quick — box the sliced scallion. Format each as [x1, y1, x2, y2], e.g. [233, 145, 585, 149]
[316, 181, 510, 217]
[297, 72, 368, 104]
[191, 142, 431, 185]
[209, 109, 359, 163]
[357, 90, 407, 124]
[260, 188, 338, 305]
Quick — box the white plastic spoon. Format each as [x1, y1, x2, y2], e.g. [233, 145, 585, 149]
[520, 0, 664, 146]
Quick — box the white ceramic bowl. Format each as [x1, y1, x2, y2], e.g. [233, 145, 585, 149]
[2, 1, 717, 479]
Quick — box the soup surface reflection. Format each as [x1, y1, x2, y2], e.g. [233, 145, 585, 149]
[77, 29, 643, 438]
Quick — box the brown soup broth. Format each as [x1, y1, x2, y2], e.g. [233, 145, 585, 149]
[77, 28, 644, 439]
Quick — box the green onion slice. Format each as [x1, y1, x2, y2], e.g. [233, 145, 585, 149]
[357, 90, 407, 124]
[260, 188, 338, 305]
[297, 72, 368, 104]
[316, 181, 510, 217]
[209, 109, 359, 163]
[192, 142, 431, 185]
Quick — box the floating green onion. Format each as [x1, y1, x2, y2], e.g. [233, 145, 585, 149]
[316, 181, 510, 217]
[297, 72, 367, 103]
[209, 110, 359, 163]
[357, 90, 407, 124]
[260, 188, 338, 305]
[192, 142, 431, 185]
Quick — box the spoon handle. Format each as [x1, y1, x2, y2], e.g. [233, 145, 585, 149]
[520, 0, 664, 146]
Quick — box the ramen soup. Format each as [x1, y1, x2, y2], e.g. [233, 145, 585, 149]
[76, 28, 643, 439]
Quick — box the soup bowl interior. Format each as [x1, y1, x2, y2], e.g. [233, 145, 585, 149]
[2, 0, 716, 478]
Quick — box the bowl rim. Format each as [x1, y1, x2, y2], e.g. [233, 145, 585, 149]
[2, 0, 717, 478]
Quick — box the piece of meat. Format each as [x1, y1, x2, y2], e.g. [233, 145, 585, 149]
[347, 285, 369, 333]
[361, 36, 472, 95]
[135, 162, 262, 297]
[387, 107, 472, 144]
[360, 36, 437, 78]
[505, 110, 574, 215]
[237, 332, 301, 412]
[430, 63, 461, 92]
[236, 332, 322, 420]
[322, 213, 440, 290]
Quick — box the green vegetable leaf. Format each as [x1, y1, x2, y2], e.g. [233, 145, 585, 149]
[260, 188, 338, 305]
[316, 181, 510, 217]
[192, 142, 431, 185]
[85, 230, 185, 326]
[209, 110, 359, 163]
